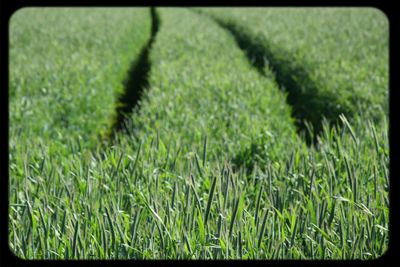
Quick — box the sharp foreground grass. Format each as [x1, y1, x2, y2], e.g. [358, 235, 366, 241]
[8, 7, 389, 259]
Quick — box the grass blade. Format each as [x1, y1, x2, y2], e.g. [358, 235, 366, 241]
[204, 176, 217, 226]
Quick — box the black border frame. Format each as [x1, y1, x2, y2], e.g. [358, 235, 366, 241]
[1, 1, 397, 266]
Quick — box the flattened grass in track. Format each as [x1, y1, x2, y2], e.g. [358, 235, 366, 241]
[200, 8, 389, 135]
[110, 7, 160, 136]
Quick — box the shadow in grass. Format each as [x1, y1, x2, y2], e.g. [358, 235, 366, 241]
[109, 7, 160, 139]
[187, 9, 353, 173]
[202, 15, 347, 146]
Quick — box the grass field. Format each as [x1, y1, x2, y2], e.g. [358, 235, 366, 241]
[8, 7, 389, 259]
[9, 8, 151, 152]
[199, 8, 388, 137]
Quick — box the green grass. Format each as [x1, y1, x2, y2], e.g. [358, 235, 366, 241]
[9, 7, 151, 152]
[8, 7, 389, 259]
[199, 8, 388, 134]
[124, 8, 301, 170]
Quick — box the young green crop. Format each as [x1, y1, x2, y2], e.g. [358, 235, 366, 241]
[9, 110, 389, 259]
[199, 8, 388, 133]
[8, 7, 389, 260]
[122, 8, 301, 171]
[9, 8, 151, 153]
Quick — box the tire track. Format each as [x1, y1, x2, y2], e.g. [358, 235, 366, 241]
[196, 10, 343, 145]
[109, 7, 160, 139]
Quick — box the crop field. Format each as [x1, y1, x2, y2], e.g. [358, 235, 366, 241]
[8, 7, 389, 260]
